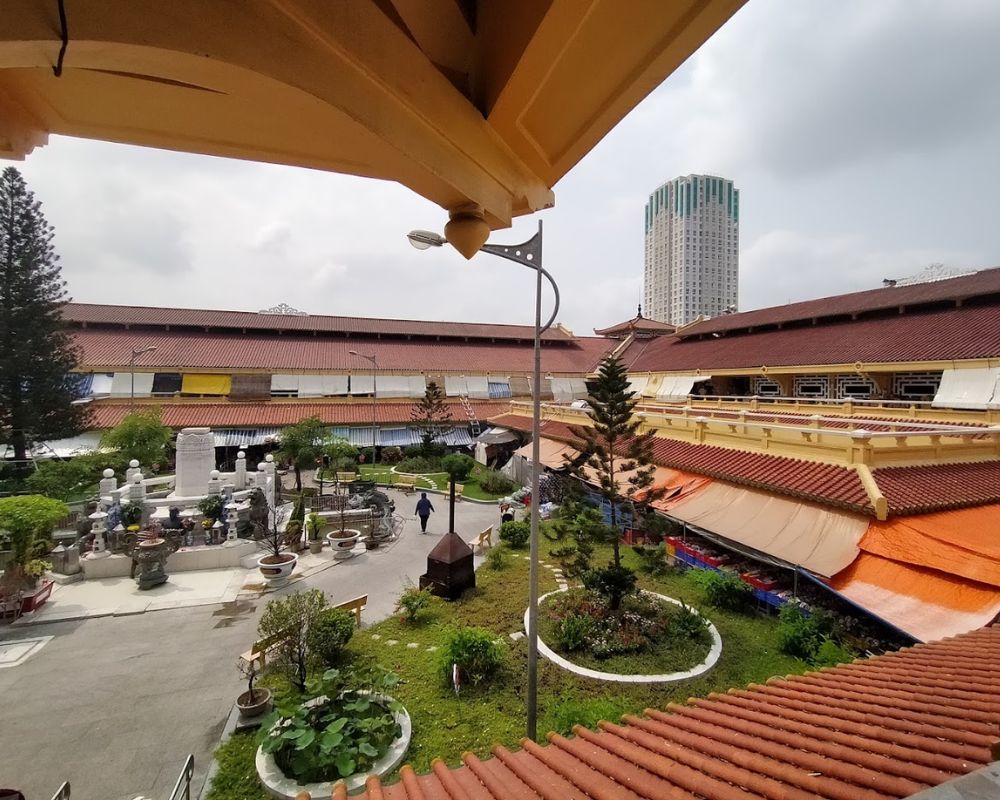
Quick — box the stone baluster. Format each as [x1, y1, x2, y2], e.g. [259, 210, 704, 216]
[125, 459, 142, 484]
[207, 469, 223, 496]
[234, 450, 247, 490]
[99, 468, 117, 501]
[89, 509, 110, 559]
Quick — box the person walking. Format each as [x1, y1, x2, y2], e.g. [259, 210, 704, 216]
[415, 492, 435, 533]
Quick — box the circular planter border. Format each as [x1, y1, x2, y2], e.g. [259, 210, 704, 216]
[256, 695, 411, 800]
[526, 589, 722, 684]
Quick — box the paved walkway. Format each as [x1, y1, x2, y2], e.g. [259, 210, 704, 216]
[0, 490, 503, 799]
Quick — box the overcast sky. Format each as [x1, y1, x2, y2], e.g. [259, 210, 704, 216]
[14, 0, 1000, 335]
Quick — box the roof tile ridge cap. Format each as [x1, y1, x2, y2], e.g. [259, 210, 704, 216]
[398, 764, 427, 799]
[431, 758, 473, 800]
[460, 750, 529, 799]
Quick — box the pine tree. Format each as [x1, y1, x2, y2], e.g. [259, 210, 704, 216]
[410, 381, 452, 452]
[0, 167, 84, 466]
[570, 355, 661, 572]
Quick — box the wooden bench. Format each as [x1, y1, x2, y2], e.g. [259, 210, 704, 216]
[241, 595, 368, 667]
[334, 594, 368, 626]
[453, 483, 465, 501]
[240, 628, 293, 670]
[394, 474, 417, 493]
[335, 471, 357, 483]
[467, 526, 493, 554]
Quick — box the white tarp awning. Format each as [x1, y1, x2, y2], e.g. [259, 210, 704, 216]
[551, 377, 587, 402]
[212, 428, 281, 447]
[296, 375, 325, 397]
[90, 373, 114, 396]
[321, 375, 350, 396]
[465, 376, 490, 399]
[513, 437, 578, 469]
[376, 376, 415, 398]
[110, 371, 154, 397]
[271, 374, 300, 393]
[627, 376, 649, 397]
[349, 374, 375, 395]
[476, 427, 520, 445]
[408, 376, 427, 397]
[669, 482, 868, 577]
[932, 367, 1000, 410]
[445, 375, 467, 396]
[656, 374, 709, 402]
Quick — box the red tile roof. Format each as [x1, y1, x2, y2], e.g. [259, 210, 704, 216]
[873, 461, 1000, 515]
[71, 329, 611, 373]
[490, 414, 874, 514]
[87, 400, 511, 429]
[627, 300, 1000, 372]
[348, 626, 1000, 800]
[63, 302, 576, 342]
[680, 266, 1000, 337]
[593, 314, 676, 337]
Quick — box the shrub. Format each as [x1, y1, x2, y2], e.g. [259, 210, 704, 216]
[257, 589, 328, 691]
[397, 456, 440, 474]
[441, 453, 475, 482]
[440, 627, 505, 686]
[23, 454, 118, 500]
[395, 583, 433, 623]
[554, 613, 593, 652]
[582, 563, 638, 610]
[306, 608, 356, 667]
[402, 445, 423, 458]
[485, 544, 509, 570]
[812, 637, 855, 667]
[548, 695, 624, 736]
[381, 446, 403, 464]
[632, 543, 670, 576]
[777, 604, 839, 662]
[688, 569, 753, 612]
[259, 667, 401, 783]
[670, 600, 709, 641]
[478, 470, 516, 495]
[0, 494, 68, 587]
[498, 520, 530, 549]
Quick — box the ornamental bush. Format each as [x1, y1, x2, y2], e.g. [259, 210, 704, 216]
[440, 627, 505, 687]
[478, 470, 516, 495]
[554, 613, 593, 652]
[381, 446, 403, 464]
[688, 569, 753, 612]
[395, 583, 433, 623]
[582, 563, 638, 610]
[306, 608, 356, 667]
[498, 520, 530, 549]
[485, 543, 509, 570]
[396, 456, 440, 474]
[441, 453, 475, 482]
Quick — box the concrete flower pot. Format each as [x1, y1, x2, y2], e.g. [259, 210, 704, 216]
[326, 529, 361, 560]
[257, 552, 298, 587]
[237, 687, 273, 719]
[256, 694, 410, 800]
[308, 539, 324, 555]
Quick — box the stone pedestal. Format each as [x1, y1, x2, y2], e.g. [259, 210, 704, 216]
[419, 532, 475, 600]
[88, 510, 110, 559]
[234, 451, 247, 490]
[175, 427, 215, 497]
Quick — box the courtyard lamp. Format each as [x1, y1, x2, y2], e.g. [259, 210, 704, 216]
[349, 350, 379, 469]
[407, 220, 559, 740]
[129, 345, 158, 408]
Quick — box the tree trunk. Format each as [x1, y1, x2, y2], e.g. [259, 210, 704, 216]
[294, 465, 302, 492]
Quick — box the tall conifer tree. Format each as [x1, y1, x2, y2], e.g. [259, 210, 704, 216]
[410, 381, 452, 451]
[0, 167, 84, 464]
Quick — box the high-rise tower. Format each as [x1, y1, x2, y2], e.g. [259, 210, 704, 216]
[643, 174, 739, 325]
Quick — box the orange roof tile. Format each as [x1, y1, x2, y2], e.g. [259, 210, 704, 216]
[349, 626, 1000, 800]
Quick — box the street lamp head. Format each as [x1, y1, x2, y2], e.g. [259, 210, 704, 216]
[132, 345, 158, 357]
[406, 229, 447, 250]
[348, 350, 359, 356]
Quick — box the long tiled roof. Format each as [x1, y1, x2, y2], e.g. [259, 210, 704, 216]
[62, 303, 576, 342]
[490, 414, 874, 514]
[873, 461, 1000, 515]
[679, 266, 1000, 337]
[87, 400, 510, 429]
[626, 300, 1000, 372]
[71, 329, 611, 373]
[346, 626, 1000, 800]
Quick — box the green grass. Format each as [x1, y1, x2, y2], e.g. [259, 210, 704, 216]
[207, 531, 809, 796]
[356, 463, 508, 501]
[205, 732, 264, 800]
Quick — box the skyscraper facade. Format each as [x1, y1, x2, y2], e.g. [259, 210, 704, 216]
[643, 174, 739, 325]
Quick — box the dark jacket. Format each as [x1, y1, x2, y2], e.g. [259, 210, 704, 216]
[415, 497, 435, 517]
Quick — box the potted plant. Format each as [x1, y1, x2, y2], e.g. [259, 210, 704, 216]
[198, 494, 226, 525]
[325, 487, 361, 559]
[306, 513, 324, 554]
[236, 657, 273, 720]
[0, 495, 65, 612]
[252, 489, 298, 587]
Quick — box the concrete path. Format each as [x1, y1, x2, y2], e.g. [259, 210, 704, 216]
[0, 489, 505, 800]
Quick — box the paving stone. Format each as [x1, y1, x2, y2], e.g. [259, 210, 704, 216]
[509, 631, 525, 641]
[370, 633, 381, 640]
[385, 639, 398, 646]
[406, 642, 419, 649]
[426, 645, 438, 652]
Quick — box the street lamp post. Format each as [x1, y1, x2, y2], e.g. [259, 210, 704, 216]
[129, 346, 158, 409]
[349, 351, 379, 466]
[407, 220, 558, 740]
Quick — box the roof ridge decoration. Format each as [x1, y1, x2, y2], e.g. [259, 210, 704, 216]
[258, 302, 308, 316]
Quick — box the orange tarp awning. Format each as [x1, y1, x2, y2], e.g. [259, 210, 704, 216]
[647, 467, 712, 511]
[513, 438, 578, 470]
[829, 552, 1000, 642]
[860, 505, 1000, 588]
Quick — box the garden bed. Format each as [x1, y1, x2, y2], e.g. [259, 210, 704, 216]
[534, 588, 720, 681]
